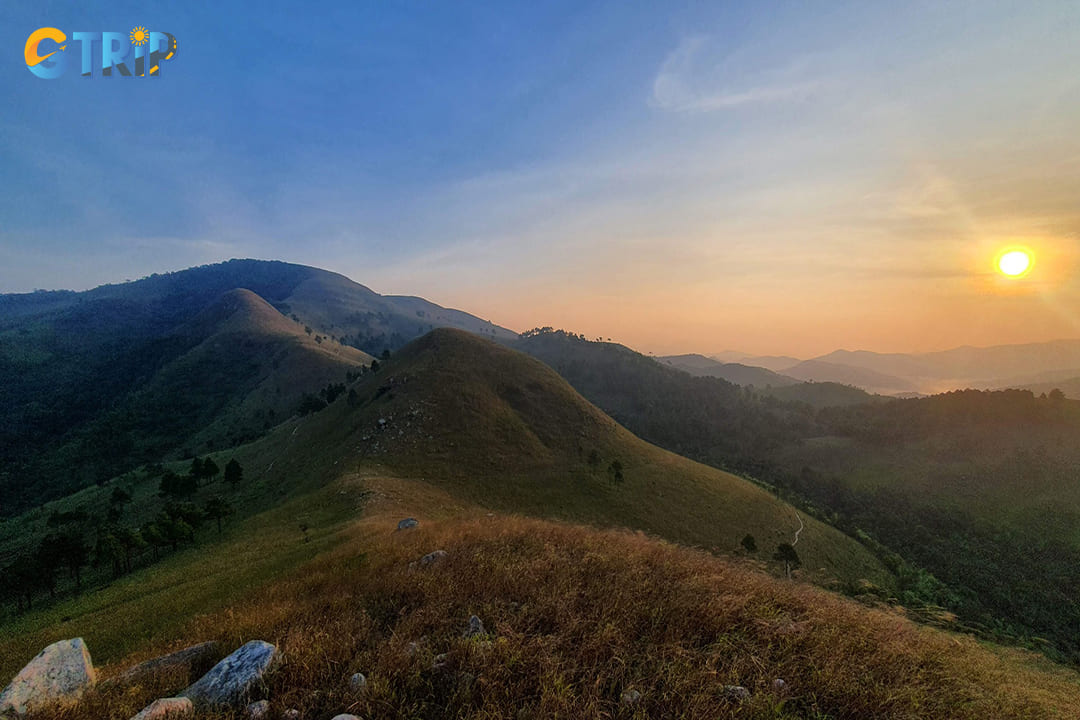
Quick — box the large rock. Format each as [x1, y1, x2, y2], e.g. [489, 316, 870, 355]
[0, 637, 96, 717]
[110, 642, 222, 690]
[397, 517, 419, 530]
[180, 640, 278, 708]
[128, 697, 193, 720]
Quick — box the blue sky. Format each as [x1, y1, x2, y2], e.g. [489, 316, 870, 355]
[2, 1, 1079, 355]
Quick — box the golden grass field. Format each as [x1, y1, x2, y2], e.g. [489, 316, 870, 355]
[8, 475, 1080, 720]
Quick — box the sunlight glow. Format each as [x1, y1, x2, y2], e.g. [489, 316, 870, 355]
[997, 249, 1032, 277]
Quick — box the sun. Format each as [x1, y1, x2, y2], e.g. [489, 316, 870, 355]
[130, 27, 148, 46]
[996, 248, 1032, 277]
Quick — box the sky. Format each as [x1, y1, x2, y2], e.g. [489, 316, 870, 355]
[2, 0, 1079, 357]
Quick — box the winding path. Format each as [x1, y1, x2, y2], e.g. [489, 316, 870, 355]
[791, 511, 804, 547]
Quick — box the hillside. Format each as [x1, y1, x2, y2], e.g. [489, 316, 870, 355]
[510, 330, 1080, 661]
[0, 260, 515, 514]
[255, 328, 893, 588]
[659, 353, 800, 387]
[0, 286, 371, 514]
[4, 477, 1080, 719]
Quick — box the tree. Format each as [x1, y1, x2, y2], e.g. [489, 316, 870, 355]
[189, 457, 204, 479]
[369, 359, 381, 373]
[203, 496, 234, 533]
[224, 459, 243, 485]
[110, 486, 132, 507]
[160, 470, 197, 498]
[202, 457, 220, 483]
[381, 348, 391, 361]
[141, 521, 168, 560]
[587, 450, 601, 474]
[774, 543, 801, 579]
[741, 534, 757, 553]
[607, 460, 624, 484]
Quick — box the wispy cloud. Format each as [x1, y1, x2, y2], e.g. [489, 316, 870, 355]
[651, 36, 821, 112]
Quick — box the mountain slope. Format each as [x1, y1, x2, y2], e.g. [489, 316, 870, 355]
[0, 260, 515, 514]
[659, 354, 800, 386]
[261, 328, 892, 587]
[783, 359, 918, 394]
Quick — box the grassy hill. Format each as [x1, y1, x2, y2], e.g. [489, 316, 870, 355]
[255, 328, 893, 589]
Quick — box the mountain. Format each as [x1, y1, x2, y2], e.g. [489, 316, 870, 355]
[804, 340, 1080, 394]
[710, 350, 802, 372]
[0, 259, 516, 514]
[783, 359, 918, 395]
[658, 354, 799, 387]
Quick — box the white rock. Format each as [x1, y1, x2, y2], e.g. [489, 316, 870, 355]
[349, 672, 367, 693]
[129, 697, 193, 720]
[180, 640, 278, 708]
[0, 637, 96, 717]
[330, 715, 363, 720]
[620, 689, 641, 704]
[462, 615, 486, 638]
[244, 699, 271, 718]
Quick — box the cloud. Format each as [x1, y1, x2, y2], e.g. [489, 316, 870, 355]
[651, 36, 820, 112]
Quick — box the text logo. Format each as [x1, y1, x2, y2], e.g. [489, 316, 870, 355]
[25, 27, 177, 79]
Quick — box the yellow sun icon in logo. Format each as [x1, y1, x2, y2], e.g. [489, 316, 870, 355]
[130, 26, 148, 46]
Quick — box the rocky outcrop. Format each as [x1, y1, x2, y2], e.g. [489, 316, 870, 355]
[110, 642, 222, 690]
[180, 640, 278, 708]
[128, 697, 193, 720]
[0, 638, 96, 717]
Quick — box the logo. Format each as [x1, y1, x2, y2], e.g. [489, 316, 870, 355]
[25, 27, 177, 79]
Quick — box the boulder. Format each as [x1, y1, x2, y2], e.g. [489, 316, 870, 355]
[110, 642, 222, 690]
[462, 615, 486, 638]
[397, 518, 418, 530]
[418, 550, 448, 567]
[244, 699, 271, 719]
[129, 697, 193, 720]
[180, 640, 278, 708]
[330, 715, 363, 720]
[0, 637, 96, 717]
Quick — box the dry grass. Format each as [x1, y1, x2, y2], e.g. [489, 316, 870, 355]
[29, 478, 1080, 720]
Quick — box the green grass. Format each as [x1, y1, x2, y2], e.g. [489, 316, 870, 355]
[0, 476, 367, 680]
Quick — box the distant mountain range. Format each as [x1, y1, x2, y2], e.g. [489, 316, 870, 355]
[697, 340, 1080, 397]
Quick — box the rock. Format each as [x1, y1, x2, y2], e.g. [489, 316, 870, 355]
[418, 549, 448, 567]
[110, 641, 222, 690]
[620, 689, 641, 704]
[722, 685, 750, 701]
[0, 637, 96, 717]
[431, 653, 449, 671]
[397, 517, 418, 530]
[462, 615, 486, 638]
[330, 715, 362, 720]
[244, 699, 271, 719]
[772, 678, 788, 693]
[180, 640, 278, 708]
[282, 710, 300, 719]
[349, 672, 367, 693]
[128, 697, 193, 720]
